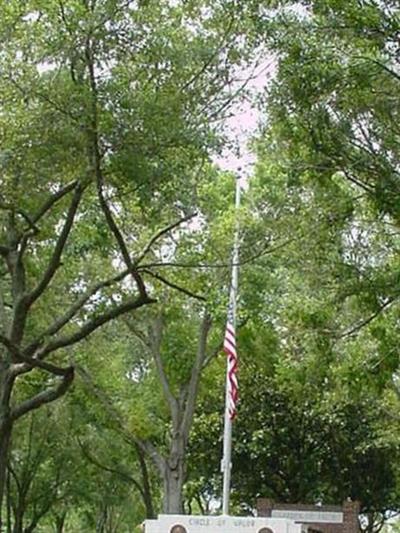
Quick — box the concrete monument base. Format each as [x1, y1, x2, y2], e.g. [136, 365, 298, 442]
[144, 514, 307, 533]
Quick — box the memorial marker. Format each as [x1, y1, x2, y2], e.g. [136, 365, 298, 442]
[144, 514, 307, 533]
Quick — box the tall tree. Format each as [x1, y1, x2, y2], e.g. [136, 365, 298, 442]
[0, 0, 256, 524]
[186, 159, 400, 524]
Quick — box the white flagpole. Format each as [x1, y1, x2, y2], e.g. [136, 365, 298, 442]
[221, 176, 241, 515]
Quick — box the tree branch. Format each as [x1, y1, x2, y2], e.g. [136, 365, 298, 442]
[96, 178, 149, 297]
[138, 239, 293, 271]
[77, 438, 146, 497]
[142, 269, 206, 301]
[179, 15, 236, 94]
[25, 183, 84, 309]
[338, 296, 399, 339]
[31, 181, 79, 227]
[181, 312, 212, 438]
[0, 333, 72, 377]
[10, 367, 74, 421]
[147, 315, 179, 427]
[356, 56, 400, 83]
[0, 202, 38, 234]
[85, 37, 148, 301]
[135, 212, 197, 266]
[75, 364, 165, 473]
[24, 268, 131, 355]
[34, 294, 155, 359]
[0, 287, 8, 336]
[342, 169, 375, 195]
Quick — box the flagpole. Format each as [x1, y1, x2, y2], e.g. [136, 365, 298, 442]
[221, 176, 241, 516]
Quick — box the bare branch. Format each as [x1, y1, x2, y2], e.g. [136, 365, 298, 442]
[181, 312, 212, 438]
[121, 318, 149, 347]
[85, 38, 148, 301]
[75, 364, 165, 473]
[338, 297, 399, 339]
[96, 179, 148, 298]
[0, 332, 21, 360]
[0, 202, 38, 234]
[6, 462, 22, 497]
[142, 269, 206, 301]
[18, 355, 73, 378]
[179, 15, 235, 94]
[139, 239, 293, 271]
[25, 268, 130, 350]
[203, 339, 223, 369]
[204, 64, 255, 123]
[31, 181, 78, 226]
[77, 438, 146, 497]
[7, 74, 79, 124]
[10, 367, 74, 421]
[13, 179, 79, 266]
[147, 315, 179, 426]
[356, 55, 400, 83]
[135, 212, 197, 266]
[0, 288, 8, 336]
[0, 333, 69, 377]
[34, 294, 155, 359]
[342, 169, 375, 195]
[25, 183, 84, 309]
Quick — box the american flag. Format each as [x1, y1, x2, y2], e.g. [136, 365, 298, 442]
[223, 304, 238, 420]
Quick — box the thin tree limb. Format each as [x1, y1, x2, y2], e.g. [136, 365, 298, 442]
[31, 181, 78, 226]
[0, 202, 38, 234]
[147, 315, 179, 427]
[34, 294, 155, 359]
[342, 170, 375, 194]
[0, 333, 72, 377]
[75, 364, 165, 473]
[356, 56, 400, 83]
[135, 212, 197, 266]
[10, 367, 74, 421]
[138, 239, 293, 271]
[142, 269, 206, 301]
[338, 296, 399, 339]
[85, 37, 148, 301]
[181, 312, 212, 438]
[24, 268, 131, 355]
[24, 183, 84, 309]
[77, 438, 146, 497]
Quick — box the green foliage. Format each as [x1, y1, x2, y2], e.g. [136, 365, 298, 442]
[2, 0, 400, 530]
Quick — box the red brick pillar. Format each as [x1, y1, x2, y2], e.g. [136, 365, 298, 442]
[342, 501, 360, 533]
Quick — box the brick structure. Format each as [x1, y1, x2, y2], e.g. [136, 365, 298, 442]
[257, 499, 360, 533]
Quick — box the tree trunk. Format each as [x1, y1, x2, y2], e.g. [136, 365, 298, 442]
[6, 469, 12, 533]
[136, 445, 155, 519]
[11, 499, 26, 533]
[54, 511, 67, 533]
[163, 469, 185, 515]
[145, 311, 212, 516]
[0, 415, 12, 531]
[162, 438, 185, 514]
[12, 513, 23, 533]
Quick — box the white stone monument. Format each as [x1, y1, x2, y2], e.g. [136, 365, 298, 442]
[144, 514, 307, 533]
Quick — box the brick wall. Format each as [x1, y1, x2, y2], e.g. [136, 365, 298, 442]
[256, 499, 360, 533]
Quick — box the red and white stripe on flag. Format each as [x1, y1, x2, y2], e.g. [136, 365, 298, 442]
[223, 319, 238, 420]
